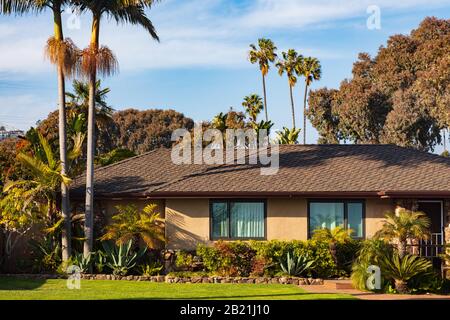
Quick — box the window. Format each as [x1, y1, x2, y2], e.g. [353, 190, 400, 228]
[308, 200, 364, 238]
[210, 200, 265, 239]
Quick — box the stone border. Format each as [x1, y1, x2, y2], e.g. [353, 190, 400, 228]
[1, 273, 323, 285]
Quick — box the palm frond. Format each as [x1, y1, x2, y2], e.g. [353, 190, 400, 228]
[0, 0, 46, 15]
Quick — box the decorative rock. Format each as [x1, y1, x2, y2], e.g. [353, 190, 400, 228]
[271, 277, 279, 284]
[201, 277, 211, 283]
[279, 277, 287, 284]
[255, 277, 267, 284]
[191, 276, 202, 283]
[222, 277, 231, 283]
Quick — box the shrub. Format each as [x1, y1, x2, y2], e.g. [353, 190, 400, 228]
[29, 238, 61, 274]
[407, 271, 446, 294]
[335, 240, 361, 275]
[250, 256, 271, 277]
[140, 261, 163, 276]
[175, 251, 195, 271]
[197, 241, 256, 277]
[351, 239, 394, 291]
[167, 271, 210, 278]
[195, 239, 360, 278]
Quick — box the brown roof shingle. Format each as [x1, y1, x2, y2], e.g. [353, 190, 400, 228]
[71, 144, 450, 198]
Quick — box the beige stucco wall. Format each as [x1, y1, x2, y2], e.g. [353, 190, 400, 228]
[365, 198, 394, 238]
[164, 197, 396, 250]
[165, 199, 211, 250]
[267, 198, 308, 240]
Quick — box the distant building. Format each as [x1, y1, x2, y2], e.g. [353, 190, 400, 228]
[0, 127, 24, 141]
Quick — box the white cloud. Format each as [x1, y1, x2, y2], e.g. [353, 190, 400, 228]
[240, 0, 450, 29]
[0, 94, 54, 130]
[0, 0, 449, 75]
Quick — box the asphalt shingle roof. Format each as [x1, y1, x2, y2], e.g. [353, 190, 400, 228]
[71, 144, 450, 198]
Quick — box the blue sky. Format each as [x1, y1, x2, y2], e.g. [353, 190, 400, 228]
[0, 0, 449, 152]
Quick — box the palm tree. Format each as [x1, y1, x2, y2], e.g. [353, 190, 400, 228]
[276, 127, 301, 145]
[249, 38, 277, 122]
[211, 112, 228, 132]
[297, 57, 321, 144]
[374, 209, 431, 258]
[242, 94, 263, 124]
[66, 80, 115, 153]
[100, 204, 165, 249]
[66, 80, 114, 122]
[276, 49, 303, 128]
[77, 0, 160, 258]
[380, 252, 432, 294]
[1, 0, 79, 261]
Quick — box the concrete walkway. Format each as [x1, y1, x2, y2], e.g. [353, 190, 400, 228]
[299, 280, 450, 300]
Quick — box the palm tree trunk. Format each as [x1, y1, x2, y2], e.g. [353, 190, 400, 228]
[262, 73, 268, 122]
[83, 14, 100, 258]
[395, 279, 408, 294]
[303, 83, 309, 145]
[53, 6, 71, 262]
[289, 84, 296, 128]
[398, 240, 407, 258]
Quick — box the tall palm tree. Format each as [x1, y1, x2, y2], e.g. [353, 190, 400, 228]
[374, 209, 430, 257]
[276, 49, 303, 128]
[249, 38, 277, 122]
[297, 57, 321, 144]
[1, 0, 79, 261]
[77, 0, 160, 257]
[242, 94, 263, 124]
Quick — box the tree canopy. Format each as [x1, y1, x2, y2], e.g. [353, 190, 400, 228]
[307, 17, 450, 151]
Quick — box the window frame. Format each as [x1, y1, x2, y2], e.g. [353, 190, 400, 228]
[307, 199, 366, 239]
[209, 199, 267, 240]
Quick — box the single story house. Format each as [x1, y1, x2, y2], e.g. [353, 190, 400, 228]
[71, 144, 450, 255]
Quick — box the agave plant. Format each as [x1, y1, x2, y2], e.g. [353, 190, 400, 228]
[102, 240, 146, 276]
[380, 253, 433, 294]
[279, 251, 315, 277]
[72, 252, 93, 274]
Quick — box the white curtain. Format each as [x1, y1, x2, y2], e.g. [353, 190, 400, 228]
[230, 202, 264, 238]
[212, 202, 229, 238]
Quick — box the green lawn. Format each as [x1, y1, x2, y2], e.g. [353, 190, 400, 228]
[0, 277, 355, 300]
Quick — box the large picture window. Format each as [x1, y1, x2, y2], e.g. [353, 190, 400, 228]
[308, 200, 364, 238]
[211, 200, 265, 240]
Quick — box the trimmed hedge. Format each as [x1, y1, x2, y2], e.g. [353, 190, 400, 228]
[196, 239, 361, 278]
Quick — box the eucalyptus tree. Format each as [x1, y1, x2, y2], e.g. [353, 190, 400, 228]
[297, 57, 321, 144]
[276, 49, 303, 129]
[249, 38, 277, 122]
[1, 0, 80, 261]
[76, 0, 160, 257]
